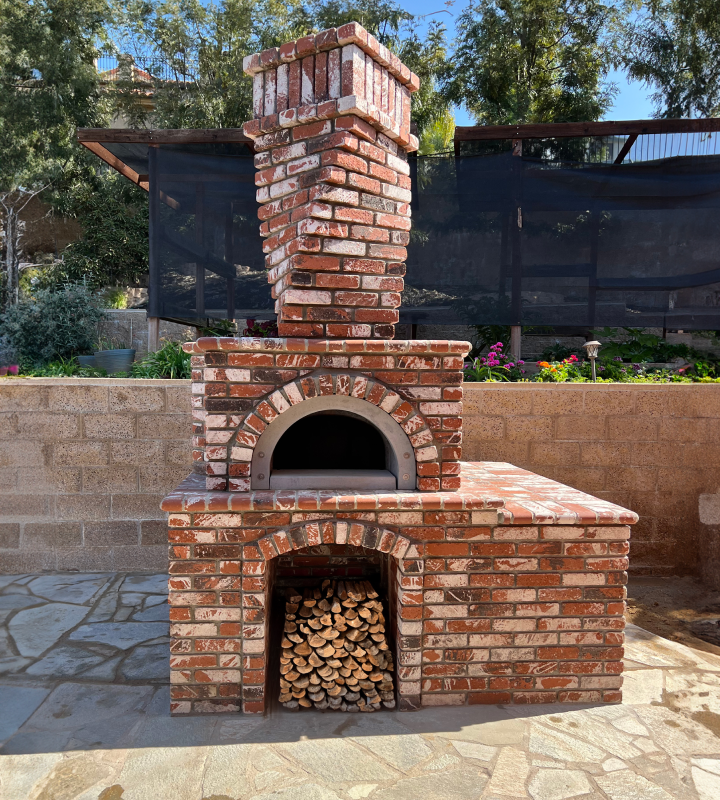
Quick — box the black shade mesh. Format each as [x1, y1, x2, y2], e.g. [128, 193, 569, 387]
[149, 140, 720, 329]
[149, 143, 270, 321]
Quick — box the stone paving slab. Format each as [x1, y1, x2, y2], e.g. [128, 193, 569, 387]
[1, 572, 720, 799]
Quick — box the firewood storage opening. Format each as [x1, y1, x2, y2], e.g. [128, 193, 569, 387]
[273, 545, 397, 712]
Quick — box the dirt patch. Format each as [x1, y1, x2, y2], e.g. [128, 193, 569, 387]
[626, 576, 720, 658]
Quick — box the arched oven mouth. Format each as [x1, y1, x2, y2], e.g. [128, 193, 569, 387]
[251, 395, 417, 491]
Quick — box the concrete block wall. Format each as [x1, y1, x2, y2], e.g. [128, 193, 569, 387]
[463, 383, 720, 578]
[0, 378, 192, 572]
[2, 379, 719, 579]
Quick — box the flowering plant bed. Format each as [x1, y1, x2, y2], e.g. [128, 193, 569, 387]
[464, 344, 720, 383]
[463, 342, 526, 381]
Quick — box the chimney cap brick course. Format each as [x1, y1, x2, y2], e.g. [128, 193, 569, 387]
[243, 22, 420, 93]
[243, 25, 420, 152]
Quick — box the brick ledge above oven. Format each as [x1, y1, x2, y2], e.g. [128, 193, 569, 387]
[183, 337, 472, 354]
[162, 461, 639, 525]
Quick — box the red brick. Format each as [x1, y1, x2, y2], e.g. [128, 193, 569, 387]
[351, 225, 390, 242]
[562, 602, 606, 615]
[335, 113, 377, 142]
[368, 162, 398, 183]
[333, 206, 374, 224]
[315, 51, 328, 100]
[293, 120, 332, 140]
[343, 258, 386, 273]
[425, 543, 469, 557]
[321, 149, 368, 173]
[347, 172, 381, 194]
[367, 243, 407, 260]
[469, 692, 512, 704]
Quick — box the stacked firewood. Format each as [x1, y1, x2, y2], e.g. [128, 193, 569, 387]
[279, 579, 395, 712]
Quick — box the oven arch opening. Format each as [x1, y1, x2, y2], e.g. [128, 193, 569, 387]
[250, 395, 417, 491]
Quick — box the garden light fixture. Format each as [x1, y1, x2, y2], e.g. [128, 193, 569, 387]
[583, 340, 601, 382]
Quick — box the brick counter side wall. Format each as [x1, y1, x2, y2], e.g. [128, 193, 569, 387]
[167, 510, 629, 714]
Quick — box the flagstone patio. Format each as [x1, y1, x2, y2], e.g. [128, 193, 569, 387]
[1, 572, 720, 799]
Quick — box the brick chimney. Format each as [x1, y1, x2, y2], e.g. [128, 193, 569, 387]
[242, 22, 420, 339]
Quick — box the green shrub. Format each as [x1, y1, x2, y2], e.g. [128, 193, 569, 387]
[19, 356, 107, 378]
[1, 285, 106, 367]
[470, 325, 511, 358]
[101, 287, 128, 309]
[541, 341, 579, 362]
[523, 356, 720, 383]
[463, 342, 526, 381]
[198, 319, 239, 337]
[131, 340, 191, 379]
[46, 170, 149, 290]
[242, 318, 278, 337]
[591, 327, 692, 362]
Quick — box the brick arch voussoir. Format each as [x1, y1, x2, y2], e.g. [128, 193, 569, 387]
[256, 521, 411, 564]
[224, 371, 436, 476]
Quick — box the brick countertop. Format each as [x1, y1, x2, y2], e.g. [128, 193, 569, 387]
[161, 461, 638, 525]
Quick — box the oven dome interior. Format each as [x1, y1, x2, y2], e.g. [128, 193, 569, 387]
[272, 412, 385, 471]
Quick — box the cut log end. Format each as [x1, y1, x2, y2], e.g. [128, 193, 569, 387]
[280, 579, 395, 712]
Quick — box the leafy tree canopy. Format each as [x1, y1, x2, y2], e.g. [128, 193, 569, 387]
[48, 168, 149, 290]
[617, 0, 720, 118]
[0, 0, 110, 306]
[106, 0, 450, 138]
[443, 0, 617, 125]
[0, 0, 109, 191]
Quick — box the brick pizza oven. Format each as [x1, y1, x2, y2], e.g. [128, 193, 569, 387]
[161, 22, 637, 715]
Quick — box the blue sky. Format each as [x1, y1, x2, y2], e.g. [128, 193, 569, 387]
[401, 0, 655, 124]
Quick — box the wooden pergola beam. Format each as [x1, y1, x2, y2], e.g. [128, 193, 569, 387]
[454, 117, 720, 142]
[77, 128, 252, 144]
[79, 140, 149, 191]
[77, 128, 254, 199]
